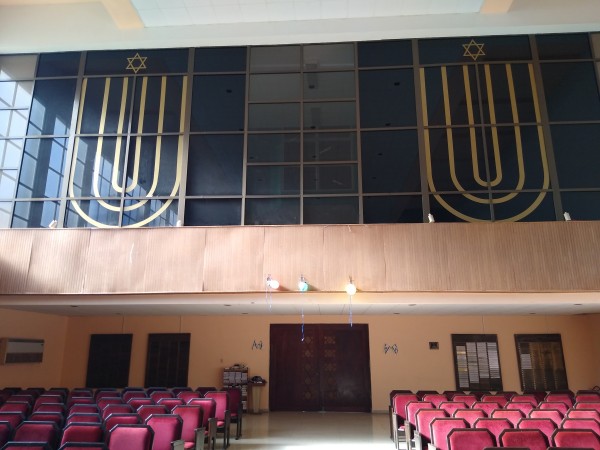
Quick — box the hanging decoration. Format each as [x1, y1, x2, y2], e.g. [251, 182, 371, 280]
[345, 277, 357, 327]
[298, 275, 308, 341]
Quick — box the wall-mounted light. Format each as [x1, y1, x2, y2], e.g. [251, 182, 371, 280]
[48, 219, 58, 229]
[564, 212, 572, 221]
[266, 275, 279, 290]
[345, 280, 357, 296]
[298, 275, 309, 292]
[428, 214, 435, 223]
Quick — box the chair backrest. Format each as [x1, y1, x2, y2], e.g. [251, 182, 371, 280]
[155, 399, 184, 412]
[545, 393, 574, 407]
[517, 417, 556, 441]
[576, 392, 600, 403]
[67, 398, 95, 409]
[177, 392, 200, 404]
[505, 401, 535, 416]
[429, 418, 468, 450]
[1, 402, 30, 416]
[187, 399, 216, 429]
[422, 394, 447, 408]
[539, 401, 569, 415]
[389, 390, 413, 406]
[33, 396, 62, 411]
[0, 412, 25, 429]
[405, 401, 434, 426]
[59, 444, 108, 450]
[439, 402, 467, 416]
[94, 391, 119, 401]
[106, 424, 154, 450]
[171, 388, 192, 396]
[136, 406, 169, 423]
[97, 399, 123, 411]
[221, 387, 242, 416]
[511, 394, 539, 406]
[479, 395, 508, 407]
[471, 402, 500, 417]
[66, 414, 102, 425]
[552, 428, 600, 450]
[566, 409, 600, 421]
[447, 428, 495, 450]
[415, 390, 439, 400]
[473, 417, 512, 443]
[7, 396, 34, 406]
[102, 405, 134, 420]
[453, 409, 485, 426]
[414, 409, 447, 443]
[442, 391, 464, 400]
[149, 392, 173, 404]
[122, 392, 147, 403]
[204, 392, 229, 421]
[104, 413, 142, 432]
[528, 408, 563, 425]
[144, 414, 183, 450]
[34, 404, 66, 415]
[171, 405, 202, 443]
[392, 393, 419, 421]
[490, 408, 524, 426]
[499, 428, 549, 450]
[195, 388, 217, 398]
[561, 418, 600, 435]
[60, 422, 104, 446]
[451, 395, 478, 407]
[28, 412, 64, 428]
[1, 443, 51, 450]
[575, 402, 600, 412]
[127, 399, 154, 411]
[14, 421, 60, 449]
[0, 421, 14, 448]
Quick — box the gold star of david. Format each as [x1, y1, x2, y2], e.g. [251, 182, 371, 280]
[126, 53, 147, 74]
[463, 39, 485, 61]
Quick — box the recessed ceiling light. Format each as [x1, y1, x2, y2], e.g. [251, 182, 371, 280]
[224, 304, 231, 307]
[393, 312, 401, 315]
[70, 305, 78, 308]
[529, 312, 536, 315]
[574, 303, 583, 306]
[241, 312, 249, 315]
[408, 304, 417, 307]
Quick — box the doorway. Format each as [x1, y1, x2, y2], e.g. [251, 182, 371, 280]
[145, 333, 190, 387]
[269, 324, 372, 412]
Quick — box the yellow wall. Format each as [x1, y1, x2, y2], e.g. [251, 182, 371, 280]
[0, 309, 68, 388]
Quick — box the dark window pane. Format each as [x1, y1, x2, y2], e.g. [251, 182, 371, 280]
[359, 69, 415, 128]
[1, 139, 23, 168]
[427, 128, 487, 192]
[185, 199, 241, 226]
[191, 75, 245, 131]
[250, 46, 301, 72]
[430, 193, 492, 222]
[551, 124, 600, 189]
[419, 36, 531, 65]
[246, 165, 300, 195]
[304, 164, 357, 194]
[79, 77, 133, 135]
[303, 196, 358, 224]
[0, 110, 28, 138]
[0, 201, 11, 227]
[86, 49, 188, 75]
[364, 195, 423, 223]
[0, 55, 37, 81]
[304, 132, 356, 162]
[537, 33, 592, 60]
[561, 191, 600, 220]
[304, 101, 355, 130]
[0, 80, 33, 108]
[492, 191, 555, 222]
[12, 200, 60, 228]
[361, 130, 420, 193]
[248, 103, 300, 131]
[245, 198, 300, 225]
[247, 133, 300, 163]
[303, 43, 354, 70]
[421, 65, 481, 126]
[480, 63, 537, 124]
[70, 136, 126, 198]
[358, 40, 412, 67]
[122, 199, 178, 227]
[0, 169, 17, 198]
[541, 62, 600, 121]
[37, 52, 81, 77]
[131, 76, 185, 133]
[303, 72, 355, 99]
[66, 199, 120, 228]
[186, 135, 243, 195]
[195, 47, 246, 72]
[27, 79, 76, 136]
[249, 73, 301, 102]
[124, 135, 182, 198]
[17, 138, 67, 199]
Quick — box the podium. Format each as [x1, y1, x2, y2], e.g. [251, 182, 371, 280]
[248, 381, 266, 414]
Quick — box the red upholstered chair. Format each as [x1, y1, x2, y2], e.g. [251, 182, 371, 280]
[517, 417, 557, 442]
[194, 388, 216, 398]
[155, 399, 184, 412]
[171, 405, 203, 450]
[69, 389, 93, 398]
[552, 428, 600, 450]
[442, 391, 464, 400]
[104, 413, 142, 432]
[473, 417, 512, 444]
[388, 390, 413, 440]
[221, 387, 242, 440]
[480, 395, 508, 407]
[0, 412, 26, 429]
[59, 444, 107, 450]
[499, 428, 549, 450]
[67, 399, 95, 410]
[391, 393, 418, 449]
[447, 428, 495, 450]
[0, 402, 31, 417]
[505, 401, 535, 416]
[7, 397, 34, 407]
[575, 402, 600, 412]
[511, 394, 539, 406]
[59, 422, 104, 447]
[128, 399, 155, 411]
[561, 418, 600, 435]
[497, 391, 519, 401]
[539, 401, 569, 415]
[94, 391, 119, 402]
[149, 393, 173, 404]
[415, 391, 438, 401]
[451, 395, 478, 407]
[490, 408, 524, 427]
[453, 409, 485, 427]
[203, 392, 230, 450]
[65, 414, 102, 425]
[106, 424, 154, 450]
[171, 389, 192, 396]
[422, 394, 447, 408]
[566, 409, 600, 421]
[439, 402, 467, 416]
[1, 443, 52, 450]
[33, 396, 62, 412]
[429, 418, 468, 450]
[176, 393, 200, 405]
[576, 392, 600, 403]
[97, 399, 123, 411]
[469, 402, 498, 417]
[13, 421, 60, 449]
[470, 391, 490, 401]
[0, 421, 14, 448]
[404, 401, 434, 450]
[34, 404, 65, 415]
[102, 405, 134, 421]
[545, 392, 574, 408]
[137, 406, 169, 423]
[187, 399, 217, 450]
[122, 392, 148, 403]
[413, 409, 447, 450]
[27, 412, 64, 428]
[528, 408, 563, 426]
[144, 414, 183, 450]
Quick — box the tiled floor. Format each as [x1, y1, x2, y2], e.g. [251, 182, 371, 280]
[227, 411, 391, 449]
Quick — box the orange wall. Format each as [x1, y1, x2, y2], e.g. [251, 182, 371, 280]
[58, 312, 600, 412]
[0, 308, 68, 388]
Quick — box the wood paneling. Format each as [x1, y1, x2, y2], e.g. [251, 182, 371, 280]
[0, 222, 599, 295]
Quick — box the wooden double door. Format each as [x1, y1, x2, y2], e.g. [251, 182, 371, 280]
[269, 324, 372, 412]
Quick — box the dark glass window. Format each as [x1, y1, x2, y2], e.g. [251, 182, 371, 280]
[304, 164, 358, 194]
[492, 191, 555, 222]
[247, 134, 300, 163]
[186, 135, 243, 195]
[304, 132, 356, 162]
[245, 198, 300, 225]
[561, 192, 600, 221]
[85, 49, 188, 75]
[452, 334, 503, 391]
[363, 195, 423, 223]
[0, 81, 33, 108]
[551, 124, 600, 189]
[541, 62, 600, 121]
[246, 165, 300, 195]
[12, 200, 60, 228]
[27, 79, 76, 136]
[122, 199, 178, 227]
[191, 75, 245, 132]
[249, 73, 301, 102]
[66, 199, 121, 228]
[79, 77, 133, 135]
[303, 196, 358, 224]
[250, 46, 301, 73]
[358, 40, 412, 67]
[303, 43, 354, 70]
[359, 69, 416, 128]
[303, 72, 355, 100]
[0, 55, 37, 80]
[430, 193, 492, 222]
[248, 103, 300, 131]
[37, 52, 81, 77]
[131, 76, 185, 134]
[16, 138, 67, 199]
[303, 102, 355, 130]
[361, 130, 420, 193]
[185, 199, 241, 226]
[195, 47, 246, 72]
[515, 334, 568, 392]
[537, 33, 592, 60]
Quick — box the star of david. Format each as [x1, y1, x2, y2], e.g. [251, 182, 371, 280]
[126, 53, 147, 74]
[462, 39, 485, 61]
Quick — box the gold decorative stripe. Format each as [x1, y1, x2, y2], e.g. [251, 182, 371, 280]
[125, 76, 147, 194]
[111, 77, 129, 194]
[484, 64, 503, 187]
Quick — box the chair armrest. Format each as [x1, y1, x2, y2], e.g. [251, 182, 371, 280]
[171, 439, 185, 450]
[194, 426, 206, 450]
[427, 443, 437, 450]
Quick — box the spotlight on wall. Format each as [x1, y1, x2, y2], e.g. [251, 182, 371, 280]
[563, 212, 572, 221]
[428, 214, 435, 223]
[48, 220, 58, 229]
[345, 279, 357, 296]
[266, 275, 279, 290]
[298, 275, 309, 292]
[176, 220, 183, 227]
